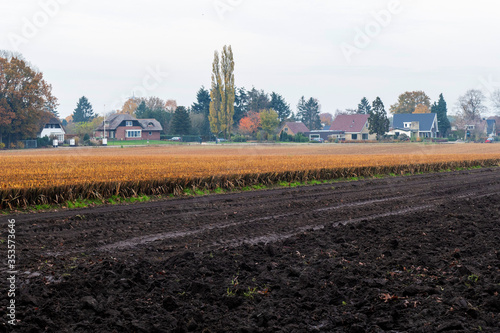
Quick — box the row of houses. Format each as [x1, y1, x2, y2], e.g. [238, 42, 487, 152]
[40, 112, 496, 143]
[281, 113, 497, 141]
[280, 113, 440, 141]
[39, 114, 164, 142]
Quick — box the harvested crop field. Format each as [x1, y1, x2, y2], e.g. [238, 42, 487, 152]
[2, 167, 500, 332]
[2, 143, 500, 210]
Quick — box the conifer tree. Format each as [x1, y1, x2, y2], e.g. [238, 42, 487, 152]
[431, 94, 450, 137]
[369, 97, 389, 140]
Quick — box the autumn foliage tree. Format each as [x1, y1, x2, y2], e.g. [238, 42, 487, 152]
[239, 111, 260, 135]
[0, 51, 57, 147]
[320, 113, 333, 126]
[119, 98, 138, 115]
[390, 91, 431, 114]
[413, 104, 430, 114]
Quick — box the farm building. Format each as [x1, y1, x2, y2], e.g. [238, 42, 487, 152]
[94, 114, 163, 141]
[330, 114, 376, 141]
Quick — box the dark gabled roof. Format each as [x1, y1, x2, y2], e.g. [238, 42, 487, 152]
[393, 113, 437, 132]
[138, 119, 163, 131]
[95, 113, 137, 131]
[40, 117, 65, 132]
[330, 114, 369, 133]
[282, 122, 309, 134]
[95, 113, 163, 131]
[47, 117, 62, 125]
[323, 125, 331, 130]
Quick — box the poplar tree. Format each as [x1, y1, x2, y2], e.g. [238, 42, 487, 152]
[209, 45, 235, 139]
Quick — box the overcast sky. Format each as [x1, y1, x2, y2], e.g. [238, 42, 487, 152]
[2, 0, 500, 119]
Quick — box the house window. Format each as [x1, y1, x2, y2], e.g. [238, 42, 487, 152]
[149, 131, 152, 136]
[362, 134, 368, 140]
[284, 127, 288, 132]
[352, 134, 358, 140]
[110, 131, 115, 139]
[126, 121, 133, 127]
[126, 130, 142, 138]
[404, 122, 411, 128]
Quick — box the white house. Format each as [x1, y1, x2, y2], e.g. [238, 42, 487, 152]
[388, 113, 439, 138]
[39, 117, 65, 142]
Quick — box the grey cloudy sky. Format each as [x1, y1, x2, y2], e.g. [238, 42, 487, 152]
[2, 0, 500, 118]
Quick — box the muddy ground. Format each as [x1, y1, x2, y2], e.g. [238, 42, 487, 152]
[2, 168, 500, 332]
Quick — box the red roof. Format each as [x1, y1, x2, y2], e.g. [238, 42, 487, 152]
[330, 114, 369, 133]
[282, 122, 309, 134]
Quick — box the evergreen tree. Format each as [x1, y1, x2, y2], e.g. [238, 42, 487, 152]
[72, 96, 95, 122]
[357, 97, 371, 114]
[191, 86, 211, 137]
[171, 106, 191, 135]
[191, 86, 211, 115]
[431, 93, 450, 137]
[233, 87, 249, 125]
[247, 87, 270, 113]
[297, 96, 321, 130]
[368, 97, 390, 140]
[270, 92, 291, 122]
[135, 101, 149, 118]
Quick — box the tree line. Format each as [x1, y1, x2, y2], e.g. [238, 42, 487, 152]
[2, 48, 500, 147]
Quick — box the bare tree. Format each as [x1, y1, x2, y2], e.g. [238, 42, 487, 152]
[456, 89, 487, 123]
[491, 89, 500, 114]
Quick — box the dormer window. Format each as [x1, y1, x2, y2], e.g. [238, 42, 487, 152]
[148, 122, 154, 127]
[404, 122, 411, 128]
[126, 121, 133, 127]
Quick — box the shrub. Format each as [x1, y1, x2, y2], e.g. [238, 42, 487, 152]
[16, 141, 25, 149]
[0, 143, 5, 149]
[399, 134, 410, 142]
[37, 136, 51, 147]
[83, 133, 90, 141]
[294, 133, 309, 142]
[232, 135, 247, 142]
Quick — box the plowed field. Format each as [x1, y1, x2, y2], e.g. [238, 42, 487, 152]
[2, 167, 500, 332]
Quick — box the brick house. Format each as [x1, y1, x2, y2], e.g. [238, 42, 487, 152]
[279, 122, 310, 136]
[94, 114, 163, 140]
[330, 114, 376, 141]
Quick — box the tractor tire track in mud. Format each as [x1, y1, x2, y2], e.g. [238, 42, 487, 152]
[3, 167, 500, 332]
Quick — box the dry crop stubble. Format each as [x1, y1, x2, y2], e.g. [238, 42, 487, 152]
[1, 144, 500, 209]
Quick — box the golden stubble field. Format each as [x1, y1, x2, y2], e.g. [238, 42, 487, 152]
[2, 143, 500, 190]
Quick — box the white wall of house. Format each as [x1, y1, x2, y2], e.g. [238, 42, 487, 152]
[387, 129, 412, 137]
[39, 128, 65, 142]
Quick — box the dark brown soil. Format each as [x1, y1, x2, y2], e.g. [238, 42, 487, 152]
[2, 168, 500, 332]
